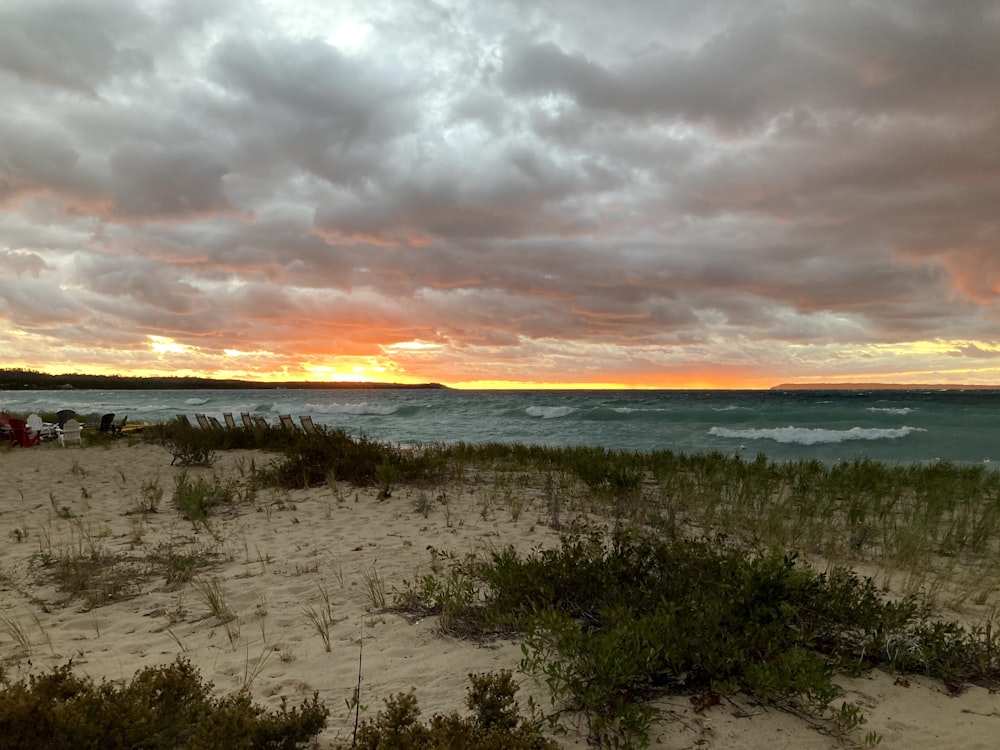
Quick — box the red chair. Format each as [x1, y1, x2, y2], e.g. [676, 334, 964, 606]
[6, 417, 40, 447]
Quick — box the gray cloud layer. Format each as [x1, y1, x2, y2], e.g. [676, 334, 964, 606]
[2, 0, 999, 385]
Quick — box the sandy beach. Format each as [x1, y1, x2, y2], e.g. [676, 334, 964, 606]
[2, 441, 998, 748]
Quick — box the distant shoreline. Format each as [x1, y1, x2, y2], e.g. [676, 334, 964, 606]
[4, 369, 999, 392]
[0, 370, 448, 391]
[772, 383, 1000, 391]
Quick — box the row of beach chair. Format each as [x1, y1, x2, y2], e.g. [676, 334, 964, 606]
[176, 412, 318, 434]
[1, 411, 109, 447]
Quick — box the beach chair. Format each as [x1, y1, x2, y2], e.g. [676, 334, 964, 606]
[98, 413, 116, 433]
[300, 415, 318, 434]
[175, 413, 193, 427]
[279, 414, 297, 431]
[59, 419, 83, 447]
[57, 409, 76, 428]
[240, 412, 253, 428]
[252, 416, 268, 428]
[26, 413, 53, 441]
[6, 417, 40, 447]
[223, 413, 237, 429]
[195, 413, 211, 429]
[208, 416, 223, 429]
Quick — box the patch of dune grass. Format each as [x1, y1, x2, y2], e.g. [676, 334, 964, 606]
[398, 527, 1000, 747]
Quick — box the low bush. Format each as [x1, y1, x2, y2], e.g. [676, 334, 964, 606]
[0, 659, 328, 750]
[173, 471, 239, 524]
[256, 431, 448, 490]
[145, 420, 447, 490]
[339, 670, 558, 750]
[257, 431, 392, 488]
[156, 420, 218, 466]
[398, 528, 1000, 747]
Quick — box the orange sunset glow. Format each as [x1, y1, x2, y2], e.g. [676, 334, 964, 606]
[3, 2, 1000, 389]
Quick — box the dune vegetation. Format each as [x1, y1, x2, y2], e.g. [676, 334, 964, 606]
[4, 417, 1000, 748]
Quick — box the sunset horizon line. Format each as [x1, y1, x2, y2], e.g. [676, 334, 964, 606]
[4, 367, 1000, 392]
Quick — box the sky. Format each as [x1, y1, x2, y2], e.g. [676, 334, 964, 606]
[2, 0, 1000, 389]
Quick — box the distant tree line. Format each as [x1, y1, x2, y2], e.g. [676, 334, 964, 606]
[0, 369, 447, 391]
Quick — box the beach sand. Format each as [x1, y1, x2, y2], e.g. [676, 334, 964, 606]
[1, 442, 997, 748]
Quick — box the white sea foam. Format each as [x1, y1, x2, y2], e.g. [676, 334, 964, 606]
[610, 407, 668, 414]
[526, 406, 576, 419]
[868, 407, 914, 415]
[709, 425, 926, 445]
[184, 397, 209, 405]
[308, 402, 399, 416]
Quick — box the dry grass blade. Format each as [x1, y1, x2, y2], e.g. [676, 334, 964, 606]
[192, 577, 235, 624]
[0, 611, 32, 656]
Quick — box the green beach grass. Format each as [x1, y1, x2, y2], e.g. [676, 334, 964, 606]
[4, 419, 1000, 748]
[141, 420, 1000, 745]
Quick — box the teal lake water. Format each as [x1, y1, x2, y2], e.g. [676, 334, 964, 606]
[3, 388, 999, 465]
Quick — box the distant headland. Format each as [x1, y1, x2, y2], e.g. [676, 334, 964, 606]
[0, 369, 449, 391]
[772, 382, 1000, 391]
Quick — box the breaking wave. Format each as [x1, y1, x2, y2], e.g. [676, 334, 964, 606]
[868, 407, 914, 415]
[709, 425, 926, 446]
[310, 402, 400, 416]
[526, 406, 576, 419]
[184, 397, 209, 405]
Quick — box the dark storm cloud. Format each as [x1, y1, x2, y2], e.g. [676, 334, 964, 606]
[0, 250, 51, 278]
[0, 120, 96, 207]
[0, 0, 153, 94]
[71, 254, 206, 315]
[500, 2, 1000, 128]
[109, 146, 235, 220]
[209, 35, 420, 188]
[2, 0, 1000, 384]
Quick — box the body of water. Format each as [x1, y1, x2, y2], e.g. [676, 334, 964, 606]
[2, 388, 999, 465]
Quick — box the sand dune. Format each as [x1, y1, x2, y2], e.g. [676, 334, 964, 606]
[2, 442, 997, 748]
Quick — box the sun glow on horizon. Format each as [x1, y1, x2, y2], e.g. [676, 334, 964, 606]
[383, 340, 443, 352]
[303, 364, 375, 383]
[12, 336, 1000, 390]
[148, 335, 191, 355]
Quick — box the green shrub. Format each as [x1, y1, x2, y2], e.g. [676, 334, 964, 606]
[257, 431, 444, 490]
[399, 529, 1000, 747]
[340, 671, 557, 750]
[0, 659, 328, 749]
[159, 420, 217, 467]
[173, 472, 237, 523]
[143, 421, 448, 491]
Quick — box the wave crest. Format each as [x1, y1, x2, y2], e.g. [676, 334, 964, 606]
[709, 425, 926, 446]
[526, 406, 576, 419]
[310, 403, 400, 416]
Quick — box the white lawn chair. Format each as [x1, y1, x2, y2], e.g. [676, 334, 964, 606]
[26, 413, 54, 441]
[59, 419, 83, 447]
